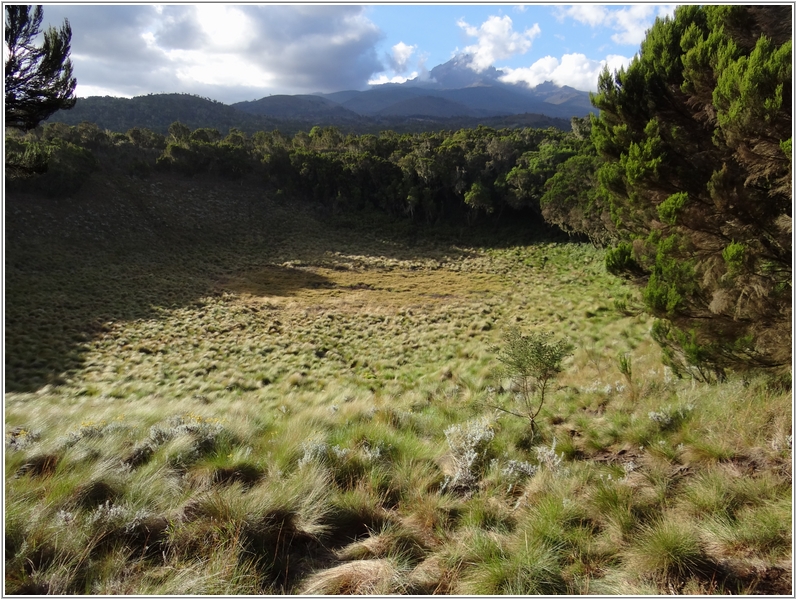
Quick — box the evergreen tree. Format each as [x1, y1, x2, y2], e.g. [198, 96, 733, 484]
[585, 5, 791, 378]
[5, 5, 77, 130]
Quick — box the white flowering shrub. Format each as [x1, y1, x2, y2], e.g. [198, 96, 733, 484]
[442, 416, 496, 493]
[6, 427, 41, 451]
[501, 459, 538, 480]
[535, 438, 564, 473]
[86, 500, 130, 530]
[298, 441, 331, 468]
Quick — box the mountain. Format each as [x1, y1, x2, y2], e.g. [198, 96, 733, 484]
[44, 55, 592, 135]
[415, 54, 505, 89]
[45, 93, 573, 136]
[376, 96, 477, 118]
[44, 93, 284, 135]
[231, 94, 361, 121]
[317, 55, 597, 121]
[337, 86, 429, 115]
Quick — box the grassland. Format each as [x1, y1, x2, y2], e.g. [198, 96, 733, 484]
[5, 172, 792, 594]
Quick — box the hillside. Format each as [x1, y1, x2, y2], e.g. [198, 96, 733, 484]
[5, 164, 791, 595]
[44, 59, 592, 135]
[44, 93, 282, 135]
[45, 93, 572, 136]
[232, 94, 363, 121]
[376, 95, 477, 118]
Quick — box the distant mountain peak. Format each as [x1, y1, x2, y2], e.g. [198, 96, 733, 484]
[403, 54, 502, 89]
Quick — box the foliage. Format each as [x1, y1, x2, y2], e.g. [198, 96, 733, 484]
[148, 121, 580, 225]
[43, 91, 572, 137]
[569, 5, 791, 378]
[443, 416, 496, 493]
[8, 113, 590, 232]
[493, 328, 573, 436]
[5, 134, 97, 196]
[4, 5, 76, 131]
[4, 135, 50, 177]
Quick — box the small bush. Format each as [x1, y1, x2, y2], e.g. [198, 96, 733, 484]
[442, 416, 496, 493]
[605, 242, 642, 276]
[493, 328, 573, 437]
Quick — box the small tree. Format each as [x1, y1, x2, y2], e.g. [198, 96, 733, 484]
[492, 328, 573, 438]
[5, 5, 76, 130]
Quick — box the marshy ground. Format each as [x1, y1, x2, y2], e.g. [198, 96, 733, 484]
[5, 172, 792, 594]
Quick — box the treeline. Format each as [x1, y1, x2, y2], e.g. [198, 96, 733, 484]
[44, 93, 571, 138]
[6, 119, 587, 227]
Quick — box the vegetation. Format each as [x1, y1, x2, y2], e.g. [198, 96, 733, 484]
[492, 329, 573, 437]
[4, 5, 791, 594]
[7, 119, 582, 228]
[44, 93, 572, 138]
[4, 5, 76, 131]
[542, 5, 792, 380]
[5, 160, 791, 594]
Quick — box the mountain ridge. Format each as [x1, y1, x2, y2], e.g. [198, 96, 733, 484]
[305, 55, 596, 120]
[46, 55, 594, 134]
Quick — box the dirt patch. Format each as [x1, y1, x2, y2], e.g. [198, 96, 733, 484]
[590, 444, 642, 466]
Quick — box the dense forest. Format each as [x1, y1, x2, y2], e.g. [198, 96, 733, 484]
[6, 118, 583, 225]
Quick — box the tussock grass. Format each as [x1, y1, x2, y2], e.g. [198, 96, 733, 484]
[5, 174, 791, 594]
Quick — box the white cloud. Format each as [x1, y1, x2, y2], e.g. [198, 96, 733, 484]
[368, 72, 418, 85]
[370, 42, 430, 87]
[499, 52, 633, 92]
[389, 42, 417, 73]
[457, 15, 540, 72]
[610, 5, 660, 45]
[192, 5, 256, 52]
[560, 5, 611, 27]
[559, 4, 677, 47]
[39, 5, 386, 103]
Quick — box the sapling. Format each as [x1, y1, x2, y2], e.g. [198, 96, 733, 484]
[617, 352, 638, 401]
[492, 328, 573, 439]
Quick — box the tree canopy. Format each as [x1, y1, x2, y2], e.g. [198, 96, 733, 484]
[543, 5, 791, 379]
[5, 5, 76, 130]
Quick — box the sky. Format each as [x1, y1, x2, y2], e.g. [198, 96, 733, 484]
[36, 3, 678, 104]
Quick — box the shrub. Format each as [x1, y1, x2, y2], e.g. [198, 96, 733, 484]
[493, 328, 573, 439]
[442, 416, 496, 494]
[657, 192, 688, 225]
[6, 138, 96, 195]
[605, 242, 642, 276]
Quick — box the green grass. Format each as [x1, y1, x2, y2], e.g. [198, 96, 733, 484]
[5, 172, 792, 594]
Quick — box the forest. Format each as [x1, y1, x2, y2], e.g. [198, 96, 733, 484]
[4, 4, 792, 596]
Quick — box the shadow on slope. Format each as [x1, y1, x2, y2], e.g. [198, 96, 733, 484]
[6, 171, 549, 393]
[5, 173, 324, 393]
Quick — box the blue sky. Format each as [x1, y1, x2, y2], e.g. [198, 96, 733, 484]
[37, 3, 677, 103]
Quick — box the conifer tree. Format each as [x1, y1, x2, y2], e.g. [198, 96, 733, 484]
[584, 5, 791, 378]
[5, 5, 76, 130]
